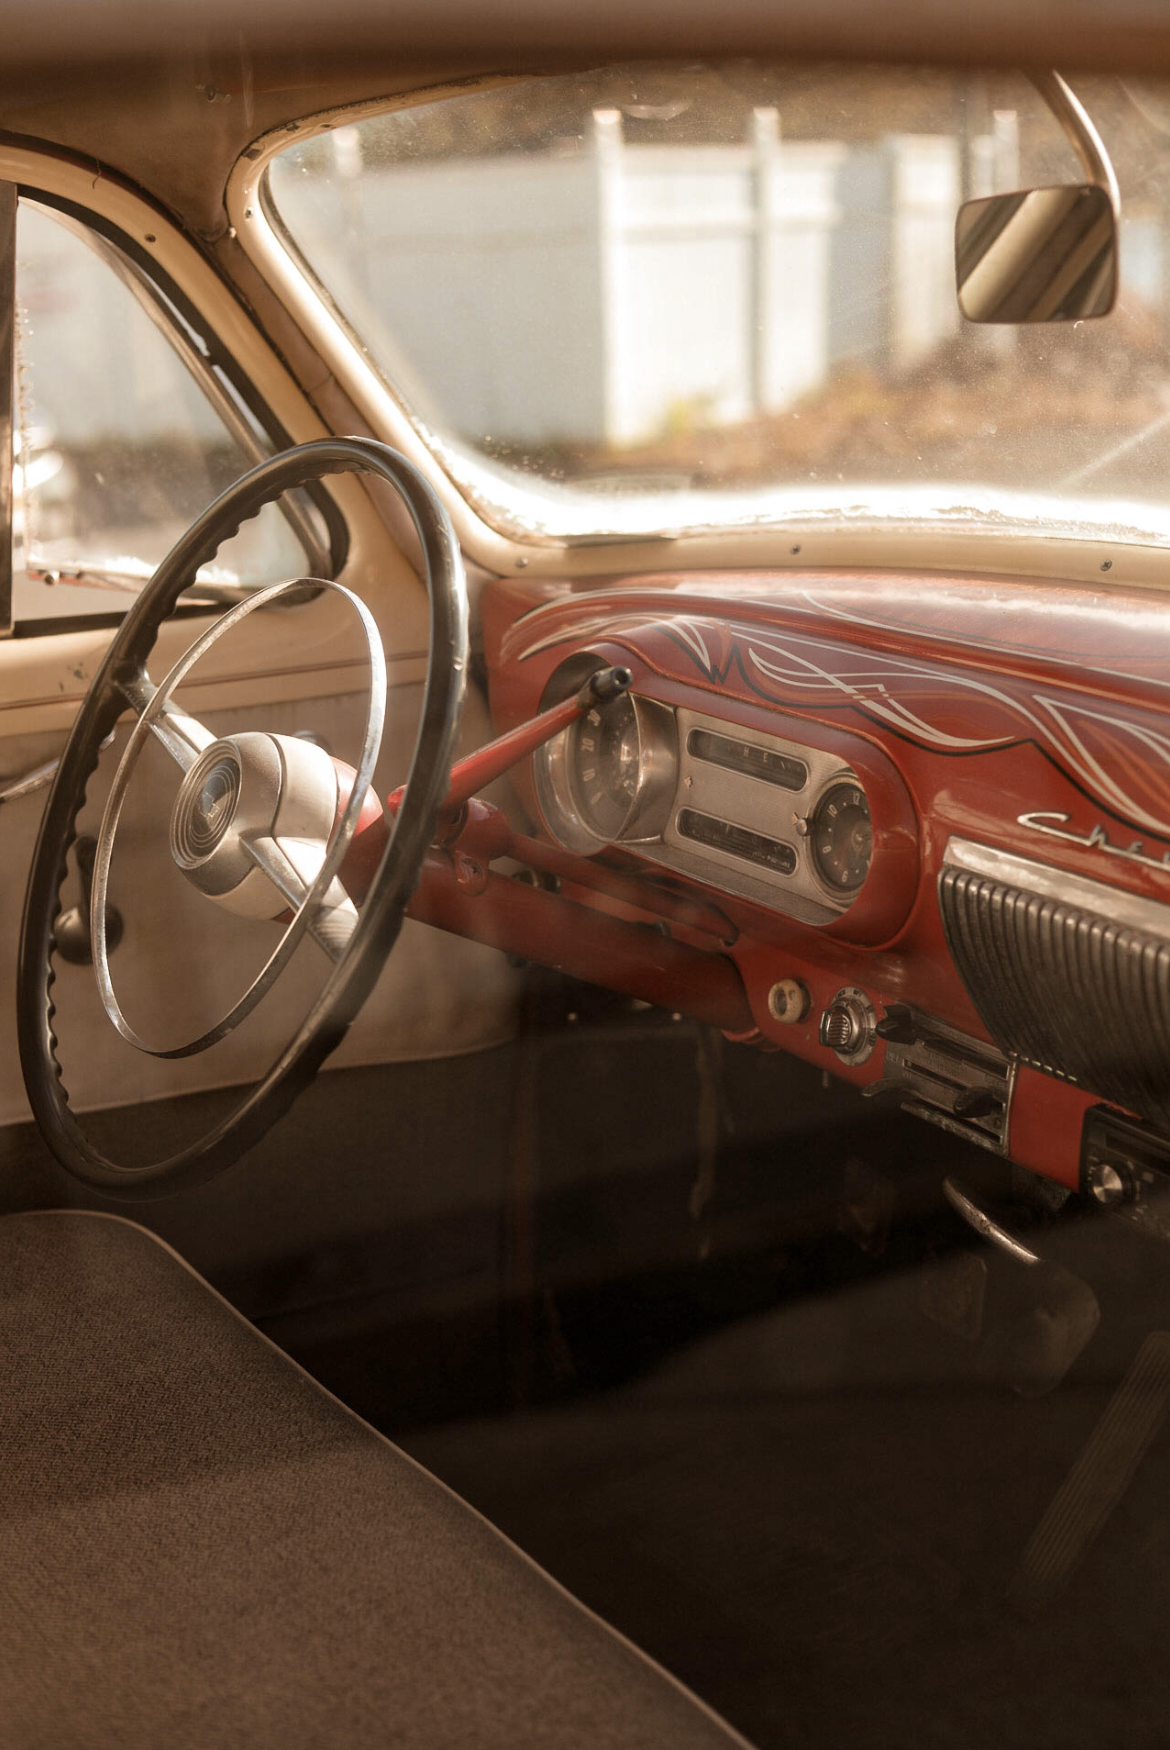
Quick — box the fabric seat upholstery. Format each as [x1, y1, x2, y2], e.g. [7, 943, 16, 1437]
[0, 1211, 750, 1750]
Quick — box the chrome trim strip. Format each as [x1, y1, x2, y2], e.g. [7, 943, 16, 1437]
[942, 835, 1170, 944]
[1002, 1054, 1019, 1157]
[0, 183, 13, 637]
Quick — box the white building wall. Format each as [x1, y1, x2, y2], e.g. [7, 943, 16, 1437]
[351, 153, 607, 446]
[301, 120, 978, 452]
[601, 123, 757, 445]
[890, 135, 962, 370]
[754, 131, 846, 412]
[337, 112, 851, 451]
[829, 136, 962, 375]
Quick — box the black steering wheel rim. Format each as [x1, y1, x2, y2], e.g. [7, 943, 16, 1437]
[17, 437, 468, 1200]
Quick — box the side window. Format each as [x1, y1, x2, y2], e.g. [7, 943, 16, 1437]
[12, 199, 322, 626]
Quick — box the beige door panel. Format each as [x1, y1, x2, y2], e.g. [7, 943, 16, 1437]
[0, 679, 521, 1129]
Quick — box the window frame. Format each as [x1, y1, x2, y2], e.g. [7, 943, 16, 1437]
[232, 73, 1170, 597]
[0, 134, 434, 773]
[3, 182, 349, 638]
[0, 182, 14, 637]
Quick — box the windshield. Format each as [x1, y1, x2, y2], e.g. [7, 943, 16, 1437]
[267, 64, 1170, 547]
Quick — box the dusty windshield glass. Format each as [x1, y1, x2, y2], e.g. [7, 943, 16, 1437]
[268, 65, 1170, 545]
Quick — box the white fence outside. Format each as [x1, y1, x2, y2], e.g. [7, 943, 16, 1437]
[302, 108, 1162, 453]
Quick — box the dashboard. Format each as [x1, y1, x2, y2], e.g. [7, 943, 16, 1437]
[537, 683, 878, 920]
[481, 566, 1170, 1210]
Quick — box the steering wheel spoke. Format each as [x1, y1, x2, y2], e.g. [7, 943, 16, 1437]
[244, 835, 360, 964]
[117, 666, 218, 774]
[150, 704, 218, 774]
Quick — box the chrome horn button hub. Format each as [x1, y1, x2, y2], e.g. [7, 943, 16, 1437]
[168, 732, 286, 905]
[171, 747, 241, 864]
[167, 730, 343, 920]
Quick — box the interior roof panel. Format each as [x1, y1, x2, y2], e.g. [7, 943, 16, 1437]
[6, 0, 1170, 78]
[0, 4, 1166, 241]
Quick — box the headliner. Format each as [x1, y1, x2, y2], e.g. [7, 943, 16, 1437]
[12, 1, 1170, 77]
[4, 3, 1167, 247]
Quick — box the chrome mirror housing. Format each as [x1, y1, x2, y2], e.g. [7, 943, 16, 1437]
[955, 69, 1119, 324]
[955, 183, 1117, 322]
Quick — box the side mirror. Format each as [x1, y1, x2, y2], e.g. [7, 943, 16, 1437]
[955, 183, 1117, 323]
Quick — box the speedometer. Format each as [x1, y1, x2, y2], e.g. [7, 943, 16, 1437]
[534, 664, 678, 855]
[568, 692, 643, 841]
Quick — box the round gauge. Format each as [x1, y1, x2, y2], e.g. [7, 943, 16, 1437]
[809, 778, 873, 895]
[532, 659, 678, 855]
[568, 692, 642, 841]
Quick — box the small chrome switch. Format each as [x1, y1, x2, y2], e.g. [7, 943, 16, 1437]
[818, 987, 877, 1064]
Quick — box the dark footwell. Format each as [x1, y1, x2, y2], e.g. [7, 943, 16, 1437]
[403, 1223, 1170, 1750]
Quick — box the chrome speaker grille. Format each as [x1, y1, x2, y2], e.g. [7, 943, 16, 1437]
[939, 839, 1170, 1130]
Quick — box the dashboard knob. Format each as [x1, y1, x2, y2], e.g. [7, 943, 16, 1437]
[818, 988, 877, 1062]
[767, 977, 810, 1025]
[875, 1003, 917, 1046]
[952, 1087, 999, 1121]
[821, 1004, 858, 1051]
[1087, 1158, 1134, 1208]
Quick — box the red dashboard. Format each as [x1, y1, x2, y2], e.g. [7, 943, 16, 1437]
[474, 568, 1170, 1196]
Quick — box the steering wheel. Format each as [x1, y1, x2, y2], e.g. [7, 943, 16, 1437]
[18, 438, 467, 1200]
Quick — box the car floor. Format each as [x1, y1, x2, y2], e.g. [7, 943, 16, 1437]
[8, 1000, 1170, 1746]
[402, 1207, 1170, 1750]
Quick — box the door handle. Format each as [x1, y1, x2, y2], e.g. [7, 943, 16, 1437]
[54, 834, 123, 966]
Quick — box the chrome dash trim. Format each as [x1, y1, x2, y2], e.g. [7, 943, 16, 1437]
[942, 835, 1170, 944]
[655, 704, 856, 918]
